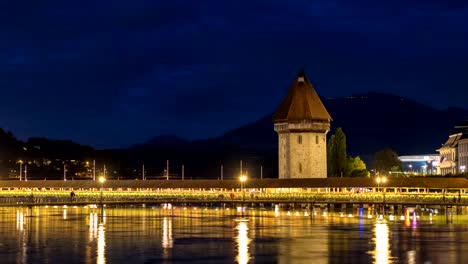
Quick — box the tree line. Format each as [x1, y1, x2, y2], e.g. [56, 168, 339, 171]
[327, 128, 402, 177]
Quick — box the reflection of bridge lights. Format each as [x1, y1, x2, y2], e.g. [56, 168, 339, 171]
[16, 210, 24, 231]
[407, 250, 416, 264]
[63, 209, 67, 220]
[97, 223, 106, 264]
[274, 204, 279, 217]
[89, 213, 98, 241]
[374, 223, 391, 264]
[236, 221, 250, 264]
[162, 217, 173, 249]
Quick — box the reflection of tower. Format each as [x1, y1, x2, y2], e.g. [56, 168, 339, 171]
[273, 70, 332, 178]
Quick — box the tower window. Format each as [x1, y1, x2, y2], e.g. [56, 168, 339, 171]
[316, 135, 319, 144]
[299, 162, 302, 173]
[298, 135, 302, 144]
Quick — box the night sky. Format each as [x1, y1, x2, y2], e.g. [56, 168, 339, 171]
[1, 0, 467, 149]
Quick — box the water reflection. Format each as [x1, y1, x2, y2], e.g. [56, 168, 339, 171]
[373, 222, 392, 264]
[162, 217, 173, 258]
[89, 212, 98, 241]
[3, 206, 468, 263]
[16, 209, 24, 231]
[97, 223, 106, 264]
[236, 221, 250, 264]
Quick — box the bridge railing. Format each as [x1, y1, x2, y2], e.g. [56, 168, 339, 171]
[0, 190, 464, 205]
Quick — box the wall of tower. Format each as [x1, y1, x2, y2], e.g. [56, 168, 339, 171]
[278, 131, 328, 179]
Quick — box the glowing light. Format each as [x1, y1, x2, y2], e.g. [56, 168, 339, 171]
[407, 250, 416, 264]
[274, 205, 280, 217]
[63, 209, 67, 220]
[97, 223, 106, 264]
[287, 211, 291, 216]
[236, 221, 251, 264]
[322, 212, 327, 217]
[295, 211, 300, 216]
[373, 223, 391, 264]
[348, 214, 353, 218]
[368, 214, 373, 219]
[240, 175, 247, 182]
[16, 210, 24, 231]
[89, 213, 98, 241]
[162, 217, 173, 249]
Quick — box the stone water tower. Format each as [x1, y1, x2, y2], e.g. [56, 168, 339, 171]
[273, 70, 332, 178]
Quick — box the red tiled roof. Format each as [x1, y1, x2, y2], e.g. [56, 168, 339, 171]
[273, 70, 332, 123]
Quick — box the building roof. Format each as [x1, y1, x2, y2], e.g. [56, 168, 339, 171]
[273, 70, 332, 123]
[2, 178, 468, 189]
[438, 133, 462, 150]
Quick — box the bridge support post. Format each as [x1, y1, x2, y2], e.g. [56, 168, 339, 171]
[397, 204, 403, 216]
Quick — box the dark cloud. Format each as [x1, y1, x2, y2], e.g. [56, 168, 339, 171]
[0, 0, 467, 148]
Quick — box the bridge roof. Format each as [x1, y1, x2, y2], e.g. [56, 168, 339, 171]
[1, 178, 468, 189]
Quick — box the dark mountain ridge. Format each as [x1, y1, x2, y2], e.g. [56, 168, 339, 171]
[1, 92, 466, 179]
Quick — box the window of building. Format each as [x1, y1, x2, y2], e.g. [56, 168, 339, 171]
[298, 135, 302, 144]
[299, 162, 302, 173]
[316, 135, 319, 144]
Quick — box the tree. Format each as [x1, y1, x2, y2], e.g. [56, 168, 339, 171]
[374, 149, 402, 175]
[327, 128, 347, 177]
[346, 156, 369, 177]
[327, 134, 336, 176]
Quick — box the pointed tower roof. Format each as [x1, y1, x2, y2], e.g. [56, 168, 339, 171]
[273, 70, 332, 123]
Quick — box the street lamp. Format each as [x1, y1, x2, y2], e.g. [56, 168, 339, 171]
[99, 176, 106, 204]
[240, 175, 247, 201]
[240, 175, 247, 218]
[376, 176, 387, 215]
[98, 176, 106, 223]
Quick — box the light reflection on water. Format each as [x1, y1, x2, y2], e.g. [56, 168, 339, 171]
[236, 221, 250, 264]
[97, 223, 106, 264]
[2, 206, 468, 263]
[373, 222, 391, 264]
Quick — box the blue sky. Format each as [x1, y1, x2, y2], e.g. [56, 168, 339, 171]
[1, 0, 467, 148]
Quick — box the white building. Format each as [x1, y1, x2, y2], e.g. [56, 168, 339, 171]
[437, 121, 468, 175]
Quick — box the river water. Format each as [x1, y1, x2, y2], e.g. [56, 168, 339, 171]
[1, 205, 468, 264]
